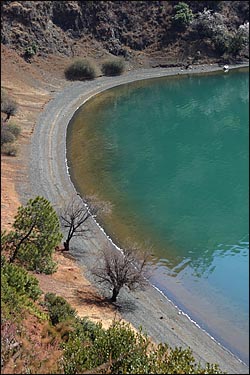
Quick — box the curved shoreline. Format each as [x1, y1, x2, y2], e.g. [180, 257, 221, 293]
[28, 63, 249, 374]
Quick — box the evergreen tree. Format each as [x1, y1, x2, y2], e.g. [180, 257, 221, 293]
[3, 196, 62, 274]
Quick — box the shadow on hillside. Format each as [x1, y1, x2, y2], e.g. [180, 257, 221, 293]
[75, 288, 112, 308]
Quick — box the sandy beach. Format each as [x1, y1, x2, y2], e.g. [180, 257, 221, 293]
[20, 63, 249, 374]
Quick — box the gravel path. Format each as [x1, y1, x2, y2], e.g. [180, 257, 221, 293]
[27, 64, 249, 374]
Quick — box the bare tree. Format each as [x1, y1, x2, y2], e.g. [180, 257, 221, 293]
[92, 245, 151, 302]
[60, 195, 97, 251]
[60, 194, 110, 251]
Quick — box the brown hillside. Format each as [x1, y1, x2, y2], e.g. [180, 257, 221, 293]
[1, 1, 249, 66]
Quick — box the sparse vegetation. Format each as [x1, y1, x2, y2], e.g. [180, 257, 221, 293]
[5, 123, 21, 137]
[1, 90, 21, 156]
[64, 59, 97, 81]
[1, 119, 21, 156]
[1, 95, 18, 121]
[1, 127, 16, 146]
[24, 42, 38, 60]
[101, 59, 125, 76]
[1, 257, 48, 372]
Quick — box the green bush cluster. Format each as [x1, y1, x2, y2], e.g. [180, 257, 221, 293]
[2, 258, 41, 300]
[44, 293, 76, 325]
[5, 123, 21, 137]
[1, 122, 20, 156]
[1, 123, 21, 146]
[101, 59, 125, 76]
[61, 319, 224, 374]
[64, 59, 97, 81]
[1, 127, 16, 146]
[1, 98, 18, 119]
[1, 255, 43, 319]
[65, 58, 126, 81]
[1, 89, 18, 119]
[172, 2, 193, 28]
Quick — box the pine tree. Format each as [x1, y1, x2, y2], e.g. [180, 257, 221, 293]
[4, 196, 63, 274]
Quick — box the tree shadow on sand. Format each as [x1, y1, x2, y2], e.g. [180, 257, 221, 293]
[75, 289, 112, 308]
[111, 298, 137, 314]
[75, 289, 137, 313]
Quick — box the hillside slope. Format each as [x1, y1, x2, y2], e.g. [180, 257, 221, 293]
[1, 1, 249, 67]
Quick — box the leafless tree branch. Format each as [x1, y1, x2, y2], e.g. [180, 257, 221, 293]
[92, 244, 151, 302]
[60, 194, 110, 251]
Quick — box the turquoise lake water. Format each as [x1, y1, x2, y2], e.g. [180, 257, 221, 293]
[67, 69, 249, 364]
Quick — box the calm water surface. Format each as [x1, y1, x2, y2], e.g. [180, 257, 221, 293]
[67, 69, 249, 364]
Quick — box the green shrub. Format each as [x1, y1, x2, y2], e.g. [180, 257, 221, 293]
[44, 293, 76, 325]
[1, 98, 18, 120]
[5, 123, 21, 137]
[64, 59, 97, 81]
[62, 319, 224, 374]
[1, 258, 42, 319]
[172, 2, 193, 28]
[2, 261, 41, 301]
[101, 59, 125, 76]
[1, 128, 15, 145]
[24, 43, 38, 59]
